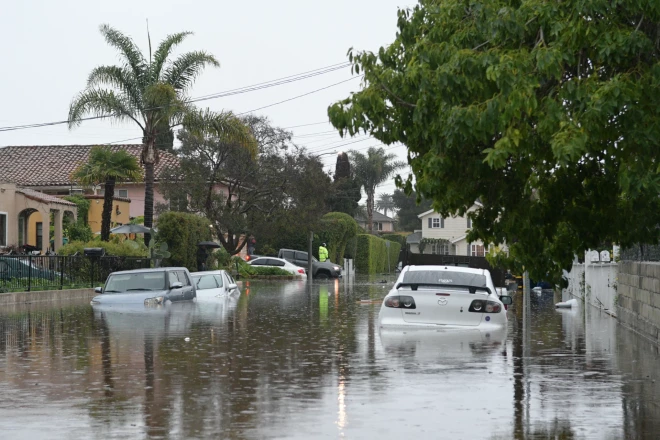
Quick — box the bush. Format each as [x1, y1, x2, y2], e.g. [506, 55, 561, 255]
[354, 234, 402, 274]
[212, 247, 232, 269]
[318, 212, 359, 264]
[59, 239, 147, 257]
[380, 233, 407, 248]
[156, 212, 213, 272]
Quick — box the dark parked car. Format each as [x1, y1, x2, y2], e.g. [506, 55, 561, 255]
[91, 267, 196, 306]
[277, 249, 342, 279]
[0, 256, 60, 281]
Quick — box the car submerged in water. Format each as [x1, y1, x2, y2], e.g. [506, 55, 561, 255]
[379, 265, 512, 329]
[91, 267, 196, 307]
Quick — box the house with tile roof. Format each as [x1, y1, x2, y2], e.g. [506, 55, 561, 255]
[0, 144, 179, 219]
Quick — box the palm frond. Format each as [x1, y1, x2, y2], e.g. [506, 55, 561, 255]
[71, 147, 143, 185]
[183, 108, 258, 158]
[68, 88, 143, 130]
[99, 24, 148, 82]
[151, 31, 193, 80]
[87, 65, 143, 110]
[164, 51, 219, 92]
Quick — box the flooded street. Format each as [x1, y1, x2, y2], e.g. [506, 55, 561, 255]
[0, 279, 658, 439]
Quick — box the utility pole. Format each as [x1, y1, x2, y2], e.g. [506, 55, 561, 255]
[307, 230, 314, 284]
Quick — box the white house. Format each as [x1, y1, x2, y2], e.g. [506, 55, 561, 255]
[411, 202, 504, 256]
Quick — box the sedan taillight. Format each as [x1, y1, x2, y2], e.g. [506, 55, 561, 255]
[384, 295, 416, 309]
[298, 268, 305, 274]
[468, 300, 502, 313]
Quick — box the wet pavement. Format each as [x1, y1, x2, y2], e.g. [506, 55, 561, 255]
[0, 278, 658, 439]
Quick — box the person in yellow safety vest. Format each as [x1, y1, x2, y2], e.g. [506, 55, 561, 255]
[319, 243, 329, 262]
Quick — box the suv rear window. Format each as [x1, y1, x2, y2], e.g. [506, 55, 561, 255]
[281, 250, 294, 259]
[401, 270, 487, 287]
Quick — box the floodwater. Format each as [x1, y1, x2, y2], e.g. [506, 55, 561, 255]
[0, 279, 658, 439]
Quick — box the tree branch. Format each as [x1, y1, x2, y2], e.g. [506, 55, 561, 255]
[379, 83, 417, 108]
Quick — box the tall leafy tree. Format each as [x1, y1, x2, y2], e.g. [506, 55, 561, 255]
[68, 24, 250, 243]
[327, 152, 361, 216]
[349, 147, 405, 233]
[391, 189, 431, 232]
[72, 147, 142, 241]
[375, 193, 395, 217]
[329, 0, 660, 280]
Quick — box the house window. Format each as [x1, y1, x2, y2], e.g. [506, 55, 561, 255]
[432, 242, 450, 255]
[36, 222, 43, 250]
[428, 217, 444, 229]
[471, 244, 485, 257]
[0, 213, 7, 247]
[99, 189, 128, 198]
[467, 218, 472, 228]
[374, 222, 383, 231]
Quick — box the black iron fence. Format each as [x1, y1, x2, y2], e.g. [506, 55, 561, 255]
[0, 255, 152, 292]
[620, 244, 660, 262]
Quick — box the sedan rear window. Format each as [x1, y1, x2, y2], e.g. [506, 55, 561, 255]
[401, 270, 487, 288]
[105, 272, 166, 292]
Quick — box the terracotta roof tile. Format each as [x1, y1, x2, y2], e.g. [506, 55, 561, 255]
[16, 188, 77, 206]
[0, 145, 179, 186]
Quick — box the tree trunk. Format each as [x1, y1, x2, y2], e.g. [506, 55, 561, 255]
[367, 190, 374, 234]
[143, 138, 156, 246]
[101, 177, 116, 241]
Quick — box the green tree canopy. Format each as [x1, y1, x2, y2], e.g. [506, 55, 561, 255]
[391, 189, 432, 232]
[329, 0, 660, 281]
[71, 147, 142, 241]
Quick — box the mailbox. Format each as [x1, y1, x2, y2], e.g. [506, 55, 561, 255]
[83, 248, 106, 257]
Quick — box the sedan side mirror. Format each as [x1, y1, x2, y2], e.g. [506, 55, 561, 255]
[94, 287, 103, 294]
[499, 295, 513, 305]
[171, 282, 183, 289]
[227, 283, 238, 291]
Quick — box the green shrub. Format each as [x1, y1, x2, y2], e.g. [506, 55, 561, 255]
[380, 233, 407, 247]
[58, 239, 147, 257]
[318, 212, 358, 264]
[156, 212, 213, 271]
[212, 247, 232, 268]
[354, 234, 402, 274]
[231, 257, 293, 278]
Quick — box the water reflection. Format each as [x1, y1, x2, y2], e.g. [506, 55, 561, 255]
[0, 281, 657, 439]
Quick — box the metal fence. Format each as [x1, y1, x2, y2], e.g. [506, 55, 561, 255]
[0, 255, 153, 292]
[620, 244, 660, 262]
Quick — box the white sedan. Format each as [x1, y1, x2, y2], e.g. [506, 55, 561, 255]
[191, 270, 240, 298]
[379, 265, 513, 329]
[248, 257, 307, 279]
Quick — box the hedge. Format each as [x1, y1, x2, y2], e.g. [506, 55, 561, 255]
[156, 212, 212, 271]
[354, 234, 402, 274]
[318, 212, 358, 264]
[59, 239, 147, 257]
[380, 233, 407, 248]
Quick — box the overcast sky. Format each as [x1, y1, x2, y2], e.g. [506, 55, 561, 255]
[0, 0, 414, 197]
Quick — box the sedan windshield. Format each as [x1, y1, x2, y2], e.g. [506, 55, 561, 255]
[105, 272, 166, 293]
[401, 270, 487, 288]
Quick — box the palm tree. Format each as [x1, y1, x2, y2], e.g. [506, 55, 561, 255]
[68, 24, 251, 243]
[350, 147, 406, 233]
[375, 193, 395, 217]
[72, 147, 142, 241]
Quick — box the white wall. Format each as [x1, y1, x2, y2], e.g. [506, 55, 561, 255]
[563, 261, 618, 316]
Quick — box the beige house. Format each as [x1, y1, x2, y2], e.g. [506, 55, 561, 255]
[411, 202, 505, 256]
[0, 183, 77, 253]
[355, 211, 395, 232]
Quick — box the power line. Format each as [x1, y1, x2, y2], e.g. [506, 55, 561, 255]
[237, 76, 361, 115]
[0, 62, 353, 133]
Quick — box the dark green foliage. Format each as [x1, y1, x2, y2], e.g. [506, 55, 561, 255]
[327, 152, 362, 216]
[59, 240, 147, 257]
[354, 234, 401, 274]
[318, 212, 359, 264]
[391, 190, 432, 232]
[156, 212, 212, 271]
[63, 196, 93, 242]
[329, 0, 660, 281]
[380, 233, 407, 248]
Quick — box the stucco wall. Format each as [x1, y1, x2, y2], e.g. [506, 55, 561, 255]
[617, 261, 660, 345]
[86, 197, 130, 233]
[563, 262, 618, 314]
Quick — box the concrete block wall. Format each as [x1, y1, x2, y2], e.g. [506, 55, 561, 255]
[617, 261, 660, 345]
